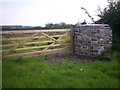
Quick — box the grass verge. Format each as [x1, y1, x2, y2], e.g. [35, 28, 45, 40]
[2, 51, 119, 88]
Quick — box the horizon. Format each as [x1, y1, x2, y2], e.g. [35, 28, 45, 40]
[0, 22, 73, 27]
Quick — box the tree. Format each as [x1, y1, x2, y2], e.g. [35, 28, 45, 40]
[45, 22, 72, 29]
[96, 0, 120, 38]
[45, 23, 54, 29]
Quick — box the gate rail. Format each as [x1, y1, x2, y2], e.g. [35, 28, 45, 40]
[1, 29, 71, 60]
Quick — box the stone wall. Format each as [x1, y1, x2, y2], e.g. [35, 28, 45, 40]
[73, 24, 112, 57]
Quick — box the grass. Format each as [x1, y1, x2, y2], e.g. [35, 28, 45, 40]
[0, 60, 2, 89]
[2, 51, 119, 88]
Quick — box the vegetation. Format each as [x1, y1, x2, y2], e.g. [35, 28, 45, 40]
[96, 0, 120, 39]
[0, 61, 1, 89]
[2, 50, 119, 88]
[81, 7, 95, 23]
[45, 22, 72, 29]
[2, 22, 72, 30]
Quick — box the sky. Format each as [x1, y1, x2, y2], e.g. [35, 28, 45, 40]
[0, 0, 108, 26]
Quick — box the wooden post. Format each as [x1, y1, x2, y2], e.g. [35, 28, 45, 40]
[70, 25, 75, 54]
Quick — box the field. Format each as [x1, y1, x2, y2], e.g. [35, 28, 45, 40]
[2, 50, 119, 88]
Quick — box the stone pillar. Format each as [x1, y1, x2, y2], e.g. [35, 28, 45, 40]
[73, 24, 112, 57]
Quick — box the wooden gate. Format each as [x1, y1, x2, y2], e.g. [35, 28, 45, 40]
[1, 29, 71, 60]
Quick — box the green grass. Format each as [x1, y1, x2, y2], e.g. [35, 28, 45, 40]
[0, 60, 2, 89]
[2, 51, 119, 88]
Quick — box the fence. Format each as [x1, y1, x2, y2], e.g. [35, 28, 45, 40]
[1, 29, 71, 60]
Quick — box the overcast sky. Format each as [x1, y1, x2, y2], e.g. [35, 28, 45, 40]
[0, 0, 108, 26]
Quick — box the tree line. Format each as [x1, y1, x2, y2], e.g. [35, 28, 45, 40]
[2, 22, 72, 30]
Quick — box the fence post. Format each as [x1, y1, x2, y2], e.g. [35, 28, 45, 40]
[70, 25, 75, 54]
